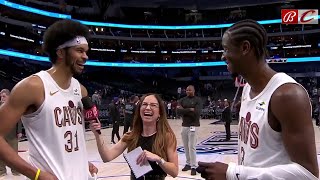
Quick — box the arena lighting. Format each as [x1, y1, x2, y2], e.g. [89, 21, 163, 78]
[131, 50, 156, 54]
[10, 34, 35, 42]
[1, 49, 320, 68]
[172, 51, 197, 54]
[1, 0, 320, 29]
[283, 45, 312, 49]
[91, 48, 116, 52]
[0, 0, 71, 19]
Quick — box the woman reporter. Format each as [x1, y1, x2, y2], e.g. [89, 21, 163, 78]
[89, 93, 178, 180]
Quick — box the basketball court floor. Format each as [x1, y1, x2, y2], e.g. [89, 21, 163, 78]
[1, 119, 320, 179]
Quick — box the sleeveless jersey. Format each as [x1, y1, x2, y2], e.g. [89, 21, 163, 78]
[21, 71, 92, 180]
[238, 73, 309, 167]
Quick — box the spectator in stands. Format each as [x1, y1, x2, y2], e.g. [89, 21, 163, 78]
[91, 90, 101, 108]
[109, 97, 121, 144]
[315, 94, 320, 126]
[123, 95, 136, 134]
[167, 101, 172, 119]
[311, 98, 319, 124]
[134, 95, 140, 105]
[177, 85, 202, 175]
[177, 87, 182, 99]
[0, 89, 22, 177]
[222, 99, 232, 141]
[89, 93, 178, 180]
[312, 87, 318, 97]
[171, 99, 177, 119]
[314, 106, 320, 126]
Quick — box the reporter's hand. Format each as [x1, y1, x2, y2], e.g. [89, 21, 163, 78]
[136, 150, 160, 166]
[89, 121, 101, 136]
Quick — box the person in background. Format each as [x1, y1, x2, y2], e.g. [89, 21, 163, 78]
[167, 101, 172, 119]
[177, 85, 202, 176]
[109, 97, 121, 144]
[221, 99, 232, 141]
[123, 95, 136, 134]
[177, 87, 182, 99]
[134, 95, 140, 105]
[0, 89, 22, 177]
[171, 100, 177, 119]
[91, 90, 101, 108]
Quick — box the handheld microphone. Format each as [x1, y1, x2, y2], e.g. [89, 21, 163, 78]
[82, 96, 101, 134]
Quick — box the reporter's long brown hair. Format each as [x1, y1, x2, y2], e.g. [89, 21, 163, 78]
[122, 93, 177, 161]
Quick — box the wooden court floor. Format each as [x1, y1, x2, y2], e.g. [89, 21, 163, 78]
[1, 119, 320, 179]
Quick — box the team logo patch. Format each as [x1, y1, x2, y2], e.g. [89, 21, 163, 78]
[256, 101, 266, 112]
[177, 131, 238, 155]
[73, 88, 80, 96]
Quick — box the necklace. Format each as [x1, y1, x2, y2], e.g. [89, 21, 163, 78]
[141, 131, 157, 137]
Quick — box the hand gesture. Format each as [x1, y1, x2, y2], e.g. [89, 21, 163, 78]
[89, 120, 101, 136]
[196, 161, 228, 180]
[136, 150, 160, 166]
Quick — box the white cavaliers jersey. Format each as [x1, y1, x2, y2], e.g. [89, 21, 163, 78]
[21, 71, 93, 180]
[238, 73, 308, 167]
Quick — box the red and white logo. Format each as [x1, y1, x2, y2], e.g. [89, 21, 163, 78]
[282, 9, 298, 24]
[281, 9, 318, 24]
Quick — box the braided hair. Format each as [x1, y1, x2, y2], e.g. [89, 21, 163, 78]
[226, 19, 269, 60]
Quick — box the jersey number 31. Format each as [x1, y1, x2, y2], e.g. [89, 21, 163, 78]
[64, 131, 79, 152]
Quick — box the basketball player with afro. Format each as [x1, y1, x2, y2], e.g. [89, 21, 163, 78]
[197, 19, 319, 179]
[0, 19, 98, 180]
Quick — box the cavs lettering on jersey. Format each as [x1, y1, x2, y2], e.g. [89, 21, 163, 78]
[238, 73, 308, 167]
[21, 71, 92, 180]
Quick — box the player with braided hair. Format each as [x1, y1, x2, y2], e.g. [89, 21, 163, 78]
[197, 19, 319, 180]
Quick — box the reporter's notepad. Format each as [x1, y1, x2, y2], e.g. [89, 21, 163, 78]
[123, 146, 153, 178]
